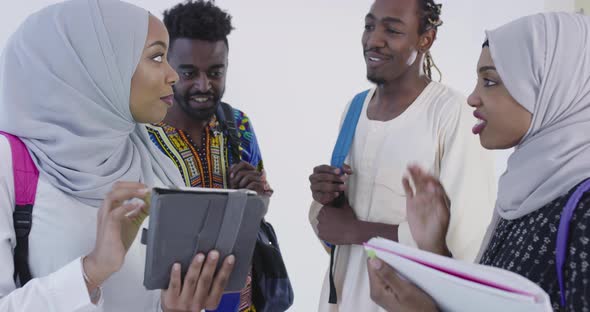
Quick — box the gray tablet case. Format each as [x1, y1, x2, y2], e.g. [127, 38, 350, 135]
[142, 187, 268, 291]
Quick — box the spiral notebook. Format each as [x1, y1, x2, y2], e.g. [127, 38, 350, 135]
[364, 237, 553, 312]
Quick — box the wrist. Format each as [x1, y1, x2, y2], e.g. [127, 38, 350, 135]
[352, 220, 371, 245]
[354, 221, 399, 245]
[438, 244, 452, 257]
[421, 241, 452, 257]
[83, 253, 112, 287]
[435, 238, 452, 257]
[81, 256, 104, 305]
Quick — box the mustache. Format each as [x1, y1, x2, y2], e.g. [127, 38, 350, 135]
[363, 47, 392, 56]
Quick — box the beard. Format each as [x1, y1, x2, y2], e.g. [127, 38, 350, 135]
[367, 72, 386, 85]
[180, 101, 219, 121]
[366, 62, 387, 85]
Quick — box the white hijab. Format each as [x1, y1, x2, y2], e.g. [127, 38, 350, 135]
[485, 12, 590, 220]
[0, 0, 183, 207]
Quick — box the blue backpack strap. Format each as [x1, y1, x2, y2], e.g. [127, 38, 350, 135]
[0, 132, 39, 286]
[556, 178, 590, 307]
[324, 90, 369, 250]
[330, 90, 370, 169]
[326, 90, 370, 305]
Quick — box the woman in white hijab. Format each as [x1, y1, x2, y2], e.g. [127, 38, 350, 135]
[366, 12, 590, 311]
[0, 0, 234, 311]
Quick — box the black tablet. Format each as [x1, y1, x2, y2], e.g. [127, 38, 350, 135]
[142, 187, 268, 291]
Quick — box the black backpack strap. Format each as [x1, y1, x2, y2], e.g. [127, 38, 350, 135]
[216, 102, 241, 165]
[13, 204, 33, 285]
[328, 247, 338, 304]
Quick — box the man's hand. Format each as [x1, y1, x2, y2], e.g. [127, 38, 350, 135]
[309, 164, 352, 205]
[317, 199, 362, 245]
[368, 257, 439, 312]
[229, 161, 271, 195]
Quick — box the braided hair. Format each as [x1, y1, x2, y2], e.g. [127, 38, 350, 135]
[418, 0, 443, 81]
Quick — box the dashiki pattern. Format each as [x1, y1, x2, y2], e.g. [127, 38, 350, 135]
[147, 109, 263, 189]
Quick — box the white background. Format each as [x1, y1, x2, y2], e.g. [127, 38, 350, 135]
[0, 0, 575, 311]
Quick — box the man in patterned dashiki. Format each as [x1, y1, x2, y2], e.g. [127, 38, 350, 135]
[147, 2, 272, 312]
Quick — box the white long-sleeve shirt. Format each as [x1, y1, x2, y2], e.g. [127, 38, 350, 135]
[0, 135, 162, 311]
[309, 82, 497, 312]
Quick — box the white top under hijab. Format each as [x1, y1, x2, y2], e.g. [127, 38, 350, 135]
[0, 0, 183, 208]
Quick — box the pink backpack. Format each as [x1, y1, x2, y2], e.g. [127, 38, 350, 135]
[0, 132, 39, 286]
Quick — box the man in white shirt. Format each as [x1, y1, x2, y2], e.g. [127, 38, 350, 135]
[308, 0, 497, 311]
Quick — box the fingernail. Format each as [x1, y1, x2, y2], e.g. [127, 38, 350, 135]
[334, 168, 341, 175]
[196, 254, 205, 262]
[369, 258, 382, 270]
[138, 188, 150, 195]
[209, 250, 219, 260]
[227, 255, 235, 264]
[230, 173, 234, 178]
[339, 184, 346, 191]
[174, 263, 181, 271]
